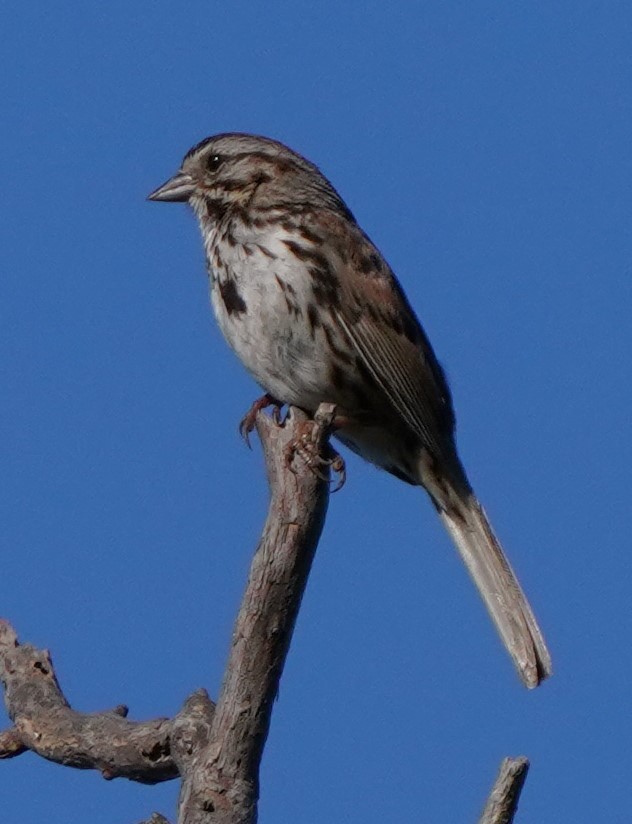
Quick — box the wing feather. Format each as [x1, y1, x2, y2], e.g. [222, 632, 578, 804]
[334, 273, 455, 463]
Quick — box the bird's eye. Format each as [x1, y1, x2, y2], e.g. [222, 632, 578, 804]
[206, 154, 223, 172]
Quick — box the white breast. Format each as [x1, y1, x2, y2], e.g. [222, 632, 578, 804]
[208, 223, 334, 410]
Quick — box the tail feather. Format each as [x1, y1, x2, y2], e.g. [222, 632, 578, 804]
[438, 493, 551, 688]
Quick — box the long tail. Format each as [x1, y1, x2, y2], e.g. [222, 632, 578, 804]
[434, 482, 551, 688]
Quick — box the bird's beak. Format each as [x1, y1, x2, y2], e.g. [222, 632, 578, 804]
[147, 171, 195, 202]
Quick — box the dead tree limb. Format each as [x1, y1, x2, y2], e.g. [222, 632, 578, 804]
[0, 404, 533, 823]
[479, 757, 530, 824]
[0, 405, 333, 822]
[176, 404, 334, 824]
[0, 618, 214, 783]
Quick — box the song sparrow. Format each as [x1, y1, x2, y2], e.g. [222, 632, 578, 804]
[148, 133, 551, 687]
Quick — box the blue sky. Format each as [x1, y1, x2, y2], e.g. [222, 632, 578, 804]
[2, 2, 631, 821]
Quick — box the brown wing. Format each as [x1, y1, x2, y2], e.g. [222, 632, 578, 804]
[333, 224, 457, 463]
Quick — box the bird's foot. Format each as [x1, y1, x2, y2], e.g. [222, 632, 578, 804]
[239, 393, 284, 448]
[285, 418, 346, 492]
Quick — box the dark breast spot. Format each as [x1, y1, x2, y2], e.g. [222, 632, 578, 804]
[218, 278, 247, 316]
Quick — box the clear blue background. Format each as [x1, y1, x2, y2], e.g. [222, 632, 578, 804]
[2, 2, 630, 821]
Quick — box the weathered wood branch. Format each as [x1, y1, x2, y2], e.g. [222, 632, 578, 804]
[0, 405, 333, 822]
[0, 404, 533, 823]
[0, 618, 215, 783]
[176, 404, 334, 824]
[478, 757, 530, 824]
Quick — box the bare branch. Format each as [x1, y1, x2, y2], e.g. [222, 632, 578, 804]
[2, 403, 530, 824]
[479, 757, 530, 824]
[0, 620, 214, 784]
[0, 405, 332, 822]
[177, 405, 334, 824]
[0, 726, 27, 758]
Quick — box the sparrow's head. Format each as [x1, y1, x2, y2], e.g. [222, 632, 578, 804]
[148, 132, 352, 221]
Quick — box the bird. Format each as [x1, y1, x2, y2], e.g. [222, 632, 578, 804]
[148, 132, 551, 688]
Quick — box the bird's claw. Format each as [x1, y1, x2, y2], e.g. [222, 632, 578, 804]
[239, 394, 284, 448]
[285, 421, 346, 492]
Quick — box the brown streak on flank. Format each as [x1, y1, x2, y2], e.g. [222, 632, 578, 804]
[256, 244, 277, 259]
[283, 239, 329, 269]
[310, 262, 337, 288]
[218, 278, 247, 316]
[274, 274, 297, 298]
[322, 323, 353, 365]
[321, 322, 335, 348]
[299, 225, 322, 244]
[310, 260, 341, 309]
[243, 245, 254, 257]
[282, 295, 301, 318]
[306, 303, 320, 334]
